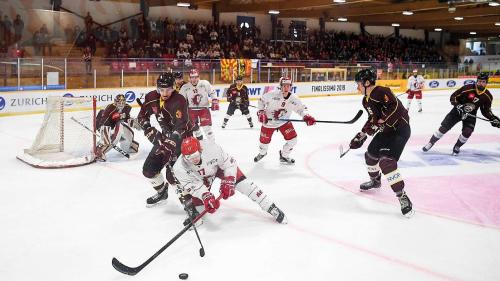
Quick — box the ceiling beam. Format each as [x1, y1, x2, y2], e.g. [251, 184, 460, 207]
[218, 0, 339, 13]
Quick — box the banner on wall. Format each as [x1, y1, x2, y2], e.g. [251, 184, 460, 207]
[220, 59, 252, 81]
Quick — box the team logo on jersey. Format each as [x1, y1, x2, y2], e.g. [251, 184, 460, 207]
[124, 91, 136, 103]
[192, 94, 201, 105]
[366, 107, 374, 115]
[176, 109, 182, 119]
[273, 109, 286, 119]
[429, 81, 439, 88]
[0, 96, 5, 110]
[447, 80, 456, 87]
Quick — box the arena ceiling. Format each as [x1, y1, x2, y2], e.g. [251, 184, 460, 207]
[144, 0, 500, 37]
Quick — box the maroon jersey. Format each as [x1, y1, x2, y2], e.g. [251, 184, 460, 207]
[138, 89, 195, 137]
[362, 86, 409, 129]
[450, 83, 495, 120]
[96, 103, 131, 130]
[226, 83, 249, 105]
[174, 81, 187, 92]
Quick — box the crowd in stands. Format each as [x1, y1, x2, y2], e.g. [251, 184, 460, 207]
[70, 15, 445, 64]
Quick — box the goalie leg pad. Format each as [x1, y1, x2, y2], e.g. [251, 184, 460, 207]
[118, 122, 135, 152]
[236, 179, 273, 211]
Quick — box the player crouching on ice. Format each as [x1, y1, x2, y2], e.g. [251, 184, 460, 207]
[254, 77, 316, 164]
[173, 137, 287, 225]
[422, 72, 500, 155]
[350, 69, 414, 217]
[95, 94, 140, 161]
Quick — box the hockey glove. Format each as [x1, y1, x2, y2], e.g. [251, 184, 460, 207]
[349, 132, 367, 149]
[144, 127, 162, 144]
[491, 117, 500, 128]
[362, 120, 379, 136]
[202, 192, 220, 214]
[220, 176, 236, 200]
[257, 110, 268, 124]
[303, 115, 316, 126]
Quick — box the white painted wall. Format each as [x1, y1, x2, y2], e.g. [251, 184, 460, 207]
[400, 29, 425, 40]
[365, 25, 395, 37]
[325, 22, 361, 34]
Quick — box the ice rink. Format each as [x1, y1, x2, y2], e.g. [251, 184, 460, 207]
[1, 89, 499, 281]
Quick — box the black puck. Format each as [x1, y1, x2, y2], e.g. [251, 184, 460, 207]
[179, 273, 189, 280]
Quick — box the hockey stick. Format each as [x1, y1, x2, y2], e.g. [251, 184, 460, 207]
[70, 117, 130, 158]
[339, 145, 350, 158]
[466, 113, 496, 123]
[112, 195, 222, 276]
[278, 110, 363, 124]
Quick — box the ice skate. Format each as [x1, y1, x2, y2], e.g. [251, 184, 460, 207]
[249, 120, 254, 128]
[146, 186, 168, 207]
[452, 145, 460, 156]
[268, 203, 287, 224]
[418, 108, 422, 113]
[221, 121, 227, 129]
[279, 150, 295, 164]
[398, 191, 414, 218]
[422, 142, 434, 152]
[359, 174, 381, 191]
[254, 153, 267, 162]
[95, 145, 107, 162]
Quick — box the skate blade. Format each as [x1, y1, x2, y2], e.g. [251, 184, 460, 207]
[145, 200, 167, 208]
[402, 209, 415, 218]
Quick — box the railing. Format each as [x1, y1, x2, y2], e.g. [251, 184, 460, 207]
[0, 57, 497, 91]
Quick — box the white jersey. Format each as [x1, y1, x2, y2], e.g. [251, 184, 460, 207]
[258, 90, 309, 129]
[408, 75, 425, 91]
[173, 140, 237, 199]
[179, 80, 213, 108]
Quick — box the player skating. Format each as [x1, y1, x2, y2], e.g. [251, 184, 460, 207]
[221, 75, 253, 129]
[137, 73, 197, 206]
[173, 71, 186, 92]
[405, 69, 425, 112]
[422, 72, 500, 155]
[179, 69, 218, 141]
[173, 136, 287, 224]
[253, 77, 316, 164]
[349, 69, 414, 217]
[95, 94, 140, 161]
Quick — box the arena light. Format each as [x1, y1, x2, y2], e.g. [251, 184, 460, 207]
[176, 2, 190, 7]
[489, 2, 500, 6]
[495, 22, 500, 26]
[392, 23, 400, 27]
[338, 17, 348, 22]
[454, 17, 464, 21]
[402, 11, 413, 16]
[434, 28, 442, 32]
[333, 0, 346, 3]
[268, 10, 280, 15]
[470, 32, 477, 35]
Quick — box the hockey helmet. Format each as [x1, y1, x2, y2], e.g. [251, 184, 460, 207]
[235, 75, 243, 81]
[477, 72, 489, 82]
[354, 68, 377, 86]
[279, 77, 293, 87]
[181, 137, 202, 164]
[189, 69, 200, 77]
[412, 69, 418, 73]
[173, 71, 183, 79]
[114, 94, 126, 110]
[157, 73, 175, 89]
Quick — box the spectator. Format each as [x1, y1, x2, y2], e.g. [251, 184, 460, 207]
[3, 15, 12, 44]
[83, 46, 92, 74]
[13, 15, 23, 42]
[84, 12, 93, 33]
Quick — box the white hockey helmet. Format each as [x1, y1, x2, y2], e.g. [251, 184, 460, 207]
[279, 77, 292, 87]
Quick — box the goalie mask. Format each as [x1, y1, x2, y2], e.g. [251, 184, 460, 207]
[114, 94, 126, 110]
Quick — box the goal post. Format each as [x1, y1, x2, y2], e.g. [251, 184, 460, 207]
[17, 96, 97, 168]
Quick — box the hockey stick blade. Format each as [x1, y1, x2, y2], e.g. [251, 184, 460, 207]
[278, 110, 363, 124]
[112, 257, 141, 276]
[339, 145, 350, 158]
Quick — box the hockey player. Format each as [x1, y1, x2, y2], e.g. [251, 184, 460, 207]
[422, 72, 500, 155]
[406, 69, 425, 112]
[179, 69, 218, 141]
[173, 71, 186, 92]
[173, 136, 287, 224]
[254, 77, 316, 164]
[95, 94, 139, 161]
[222, 75, 253, 129]
[349, 69, 413, 217]
[137, 73, 197, 206]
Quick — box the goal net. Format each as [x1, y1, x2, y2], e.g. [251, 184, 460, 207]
[17, 96, 96, 168]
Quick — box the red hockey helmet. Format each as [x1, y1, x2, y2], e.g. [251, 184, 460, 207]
[189, 69, 200, 77]
[181, 137, 201, 156]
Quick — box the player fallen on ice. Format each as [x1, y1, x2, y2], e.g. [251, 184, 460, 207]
[95, 94, 140, 161]
[254, 77, 316, 164]
[173, 137, 287, 225]
[349, 69, 414, 217]
[221, 75, 253, 129]
[422, 72, 500, 155]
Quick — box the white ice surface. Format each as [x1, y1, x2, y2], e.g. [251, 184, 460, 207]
[1, 90, 499, 281]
